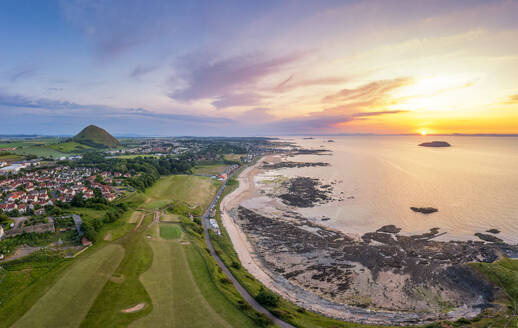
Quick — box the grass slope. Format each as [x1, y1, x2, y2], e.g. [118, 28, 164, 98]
[143, 175, 220, 210]
[12, 245, 124, 328]
[49, 141, 93, 153]
[72, 125, 120, 148]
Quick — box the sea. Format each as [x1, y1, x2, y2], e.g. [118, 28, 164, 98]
[266, 136, 518, 244]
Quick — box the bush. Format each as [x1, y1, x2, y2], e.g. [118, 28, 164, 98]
[255, 287, 280, 307]
[231, 261, 241, 270]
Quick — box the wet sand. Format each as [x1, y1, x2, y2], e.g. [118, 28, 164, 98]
[220, 155, 515, 325]
[220, 156, 422, 324]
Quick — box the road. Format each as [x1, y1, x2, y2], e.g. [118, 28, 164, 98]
[201, 171, 295, 328]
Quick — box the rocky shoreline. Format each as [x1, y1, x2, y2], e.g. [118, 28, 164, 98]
[237, 205, 518, 324]
[230, 153, 518, 325]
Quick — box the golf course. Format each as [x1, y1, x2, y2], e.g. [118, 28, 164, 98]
[3, 172, 259, 328]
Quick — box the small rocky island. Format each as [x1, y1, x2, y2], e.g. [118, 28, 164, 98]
[419, 141, 451, 147]
[411, 207, 438, 214]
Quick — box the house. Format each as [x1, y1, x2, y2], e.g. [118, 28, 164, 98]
[81, 236, 92, 247]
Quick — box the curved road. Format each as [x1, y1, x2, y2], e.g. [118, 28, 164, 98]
[202, 175, 295, 328]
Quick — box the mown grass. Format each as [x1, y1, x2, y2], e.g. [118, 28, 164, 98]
[192, 164, 229, 175]
[143, 175, 220, 210]
[159, 224, 181, 239]
[0, 251, 73, 328]
[12, 245, 124, 328]
[81, 215, 154, 328]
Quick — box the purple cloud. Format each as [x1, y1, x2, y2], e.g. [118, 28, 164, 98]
[8, 65, 39, 82]
[322, 77, 412, 103]
[170, 52, 305, 102]
[211, 93, 264, 109]
[130, 65, 158, 79]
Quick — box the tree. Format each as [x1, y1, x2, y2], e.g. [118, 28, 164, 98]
[255, 287, 279, 307]
[71, 192, 85, 207]
[81, 221, 97, 242]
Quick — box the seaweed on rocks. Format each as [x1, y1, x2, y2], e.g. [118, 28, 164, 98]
[262, 161, 330, 170]
[236, 206, 517, 322]
[278, 177, 335, 208]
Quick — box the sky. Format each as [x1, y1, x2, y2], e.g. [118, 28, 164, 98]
[1, 0, 518, 136]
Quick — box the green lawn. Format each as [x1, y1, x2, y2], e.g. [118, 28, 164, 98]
[131, 227, 256, 328]
[159, 224, 182, 239]
[192, 164, 229, 176]
[81, 215, 154, 328]
[12, 245, 124, 328]
[143, 175, 220, 210]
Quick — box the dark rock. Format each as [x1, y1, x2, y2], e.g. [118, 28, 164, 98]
[278, 177, 335, 208]
[486, 229, 500, 234]
[410, 207, 438, 214]
[263, 161, 330, 170]
[475, 233, 503, 243]
[418, 141, 451, 147]
[377, 225, 402, 234]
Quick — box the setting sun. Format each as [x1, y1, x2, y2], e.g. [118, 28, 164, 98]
[420, 130, 428, 136]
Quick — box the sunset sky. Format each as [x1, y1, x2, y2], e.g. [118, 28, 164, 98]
[1, 0, 518, 136]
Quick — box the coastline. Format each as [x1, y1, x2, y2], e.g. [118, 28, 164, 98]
[220, 156, 424, 325]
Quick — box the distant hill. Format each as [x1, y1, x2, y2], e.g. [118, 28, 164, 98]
[72, 125, 120, 148]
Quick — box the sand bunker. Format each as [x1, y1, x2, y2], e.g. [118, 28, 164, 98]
[121, 303, 145, 313]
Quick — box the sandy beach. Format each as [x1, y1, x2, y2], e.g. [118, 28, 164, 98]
[219, 154, 510, 325]
[219, 156, 421, 324]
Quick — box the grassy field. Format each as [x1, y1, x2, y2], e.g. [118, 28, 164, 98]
[131, 217, 256, 328]
[12, 245, 124, 328]
[14, 145, 65, 158]
[159, 212, 181, 222]
[48, 141, 92, 153]
[0, 153, 24, 161]
[159, 224, 182, 239]
[192, 164, 229, 175]
[81, 215, 154, 328]
[143, 175, 220, 210]
[0, 251, 73, 328]
[224, 154, 243, 162]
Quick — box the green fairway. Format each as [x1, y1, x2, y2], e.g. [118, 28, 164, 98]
[12, 245, 124, 328]
[159, 224, 182, 239]
[131, 236, 255, 328]
[143, 175, 220, 210]
[81, 215, 154, 328]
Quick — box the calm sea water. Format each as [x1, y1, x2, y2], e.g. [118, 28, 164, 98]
[271, 136, 518, 244]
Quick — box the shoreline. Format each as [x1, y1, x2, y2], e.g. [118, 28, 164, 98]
[220, 156, 425, 325]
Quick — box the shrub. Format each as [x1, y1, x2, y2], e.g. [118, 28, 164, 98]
[255, 287, 280, 307]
